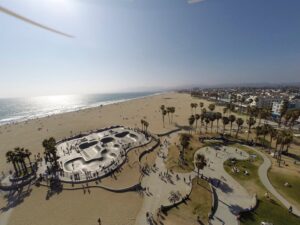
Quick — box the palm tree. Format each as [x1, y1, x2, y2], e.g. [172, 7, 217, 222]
[166, 107, 172, 124]
[190, 103, 195, 114]
[279, 99, 289, 127]
[195, 114, 200, 132]
[162, 110, 167, 127]
[255, 126, 262, 144]
[6, 151, 19, 176]
[222, 116, 229, 133]
[261, 124, 270, 146]
[228, 115, 236, 136]
[209, 113, 216, 133]
[269, 126, 277, 149]
[179, 134, 191, 163]
[235, 118, 244, 138]
[144, 121, 149, 133]
[199, 102, 204, 110]
[195, 153, 207, 183]
[282, 130, 293, 154]
[194, 103, 198, 114]
[140, 119, 145, 131]
[25, 149, 32, 168]
[200, 108, 207, 133]
[188, 115, 195, 133]
[160, 105, 166, 127]
[204, 117, 210, 134]
[14, 147, 28, 175]
[43, 137, 59, 170]
[208, 104, 215, 112]
[215, 112, 222, 133]
[246, 117, 256, 141]
[170, 107, 176, 123]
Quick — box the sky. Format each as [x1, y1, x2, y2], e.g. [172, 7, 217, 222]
[0, 0, 300, 98]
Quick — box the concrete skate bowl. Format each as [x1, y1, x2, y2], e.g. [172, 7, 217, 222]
[115, 131, 138, 141]
[63, 149, 119, 173]
[101, 137, 115, 144]
[79, 141, 98, 150]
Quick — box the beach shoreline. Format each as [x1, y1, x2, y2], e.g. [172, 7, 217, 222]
[0, 92, 165, 126]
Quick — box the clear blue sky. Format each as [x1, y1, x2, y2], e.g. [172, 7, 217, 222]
[1, 0, 300, 98]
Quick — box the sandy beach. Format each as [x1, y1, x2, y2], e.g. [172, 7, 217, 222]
[0, 92, 249, 225]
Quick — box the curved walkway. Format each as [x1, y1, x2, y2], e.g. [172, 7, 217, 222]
[194, 146, 255, 225]
[247, 146, 300, 217]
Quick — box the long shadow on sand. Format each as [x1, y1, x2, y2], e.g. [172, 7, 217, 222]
[0, 185, 32, 212]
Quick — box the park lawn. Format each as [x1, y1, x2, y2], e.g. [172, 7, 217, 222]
[269, 169, 300, 210]
[224, 144, 300, 225]
[164, 178, 212, 225]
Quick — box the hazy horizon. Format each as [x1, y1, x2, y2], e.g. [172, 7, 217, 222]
[1, 0, 300, 98]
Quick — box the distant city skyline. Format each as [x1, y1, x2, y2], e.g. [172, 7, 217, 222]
[1, 0, 300, 98]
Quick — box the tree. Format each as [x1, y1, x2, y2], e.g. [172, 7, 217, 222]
[25, 149, 32, 168]
[14, 147, 28, 175]
[222, 116, 229, 133]
[179, 134, 191, 163]
[188, 115, 195, 133]
[162, 110, 167, 127]
[170, 107, 176, 123]
[261, 124, 270, 146]
[208, 104, 215, 112]
[269, 126, 277, 149]
[144, 121, 149, 133]
[166, 107, 172, 124]
[6, 151, 19, 176]
[140, 119, 145, 131]
[200, 108, 206, 133]
[195, 153, 207, 183]
[279, 99, 289, 127]
[209, 113, 216, 133]
[160, 105, 167, 127]
[215, 112, 222, 133]
[199, 102, 204, 110]
[190, 103, 197, 114]
[246, 117, 256, 141]
[229, 115, 236, 136]
[255, 126, 262, 144]
[204, 117, 210, 134]
[195, 114, 200, 133]
[43, 137, 59, 171]
[235, 118, 244, 138]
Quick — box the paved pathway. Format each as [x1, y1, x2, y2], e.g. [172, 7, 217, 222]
[194, 146, 255, 225]
[135, 138, 193, 225]
[248, 146, 300, 217]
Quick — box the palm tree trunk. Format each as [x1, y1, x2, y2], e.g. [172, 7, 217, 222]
[236, 127, 239, 138]
[12, 161, 19, 176]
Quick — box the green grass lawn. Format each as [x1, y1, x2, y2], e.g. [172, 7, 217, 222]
[165, 178, 212, 225]
[224, 144, 300, 225]
[269, 170, 300, 210]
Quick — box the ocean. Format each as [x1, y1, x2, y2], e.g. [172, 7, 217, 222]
[0, 92, 159, 125]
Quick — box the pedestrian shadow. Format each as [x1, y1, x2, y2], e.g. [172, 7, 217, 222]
[229, 204, 244, 215]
